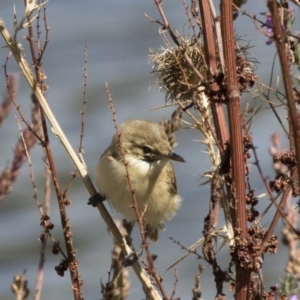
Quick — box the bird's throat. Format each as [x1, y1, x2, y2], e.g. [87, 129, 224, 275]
[126, 155, 168, 177]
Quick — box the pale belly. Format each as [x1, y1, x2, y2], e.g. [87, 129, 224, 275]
[96, 154, 181, 228]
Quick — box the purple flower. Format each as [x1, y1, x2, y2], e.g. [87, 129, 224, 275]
[265, 15, 274, 45]
[266, 16, 273, 33]
[290, 295, 299, 300]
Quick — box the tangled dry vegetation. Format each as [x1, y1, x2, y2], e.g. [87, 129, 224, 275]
[1, 0, 300, 300]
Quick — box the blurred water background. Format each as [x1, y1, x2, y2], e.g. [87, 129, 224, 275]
[0, 1, 299, 299]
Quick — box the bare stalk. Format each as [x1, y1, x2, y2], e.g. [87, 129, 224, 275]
[105, 82, 168, 300]
[267, 0, 300, 185]
[220, 0, 250, 298]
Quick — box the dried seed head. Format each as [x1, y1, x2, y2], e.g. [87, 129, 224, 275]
[150, 33, 258, 104]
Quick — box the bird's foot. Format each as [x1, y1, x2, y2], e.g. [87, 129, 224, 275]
[88, 193, 106, 207]
[123, 248, 143, 267]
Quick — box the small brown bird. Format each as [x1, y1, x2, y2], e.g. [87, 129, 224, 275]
[95, 119, 185, 241]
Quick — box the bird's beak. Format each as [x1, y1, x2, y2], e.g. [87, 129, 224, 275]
[168, 151, 185, 163]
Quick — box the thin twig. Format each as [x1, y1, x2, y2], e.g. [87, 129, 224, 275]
[251, 144, 299, 246]
[105, 81, 168, 299]
[0, 70, 18, 124]
[37, 2, 49, 65]
[0, 65, 40, 202]
[79, 39, 88, 154]
[152, 0, 204, 82]
[170, 267, 179, 300]
[16, 117, 44, 300]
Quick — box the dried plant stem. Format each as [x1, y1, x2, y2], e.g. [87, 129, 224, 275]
[198, 0, 228, 151]
[221, 0, 250, 298]
[251, 145, 298, 253]
[105, 86, 146, 243]
[202, 167, 227, 296]
[79, 40, 88, 154]
[24, 8, 83, 298]
[267, 0, 300, 183]
[16, 118, 44, 300]
[105, 82, 166, 300]
[36, 3, 49, 65]
[34, 165, 51, 300]
[176, 100, 218, 166]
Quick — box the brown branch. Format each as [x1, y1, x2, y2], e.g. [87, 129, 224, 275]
[24, 4, 83, 298]
[202, 167, 227, 298]
[220, 1, 250, 299]
[37, 3, 49, 65]
[105, 83, 147, 244]
[105, 82, 168, 300]
[198, 0, 228, 152]
[197, 3, 236, 254]
[267, 0, 300, 190]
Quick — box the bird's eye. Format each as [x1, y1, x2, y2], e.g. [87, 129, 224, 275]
[142, 146, 152, 154]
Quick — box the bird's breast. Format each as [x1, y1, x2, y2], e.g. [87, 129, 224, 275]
[96, 153, 180, 225]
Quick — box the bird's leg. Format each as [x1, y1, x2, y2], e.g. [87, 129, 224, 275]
[145, 224, 153, 241]
[87, 192, 106, 207]
[123, 220, 144, 267]
[123, 248, 143, 267]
